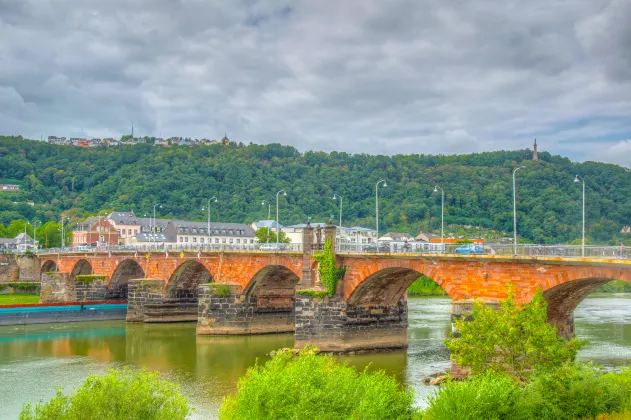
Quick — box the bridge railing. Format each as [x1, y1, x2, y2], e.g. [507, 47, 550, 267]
[335, 242, 631, 260]
[38, 242, 303, 254]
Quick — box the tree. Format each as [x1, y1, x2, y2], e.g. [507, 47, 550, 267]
[19, 368, 191, 420]
[219, 348, 416, 419]
[445, 286, 583, 379]
[254, 227, 290, 243]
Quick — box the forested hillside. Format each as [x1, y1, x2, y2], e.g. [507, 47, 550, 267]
[1, 136, 631, 245]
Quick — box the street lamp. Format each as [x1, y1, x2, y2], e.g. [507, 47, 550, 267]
[32, 220, 40, 249]
[261, 200, 271, 243]
[433, 186, 444, 248]
[60, 216, 69, 248]
[333, 194, 343, 227]
[276, 190, 287, 246]
[375, 180, 387, 238]
[574, 175, 586, 257]
[152, 203, 162, 247]
[513, 166, 525, 255]
[202, 197, 218, 248]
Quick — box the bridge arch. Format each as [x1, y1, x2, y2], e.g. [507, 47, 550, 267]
[110, 259, 145, 299]
[542, 273, 631, 340]
[41, 260, 58, 274]
[70, 259, 92, 281]
[166, 260, 213, 301]
[244, 265, 301, 309]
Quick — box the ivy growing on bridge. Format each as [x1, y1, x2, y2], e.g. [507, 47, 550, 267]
[75, 275, 106, 285]
[313, 239, 346, 297]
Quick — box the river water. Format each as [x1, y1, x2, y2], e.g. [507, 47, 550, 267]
[1, 294, 630, 419]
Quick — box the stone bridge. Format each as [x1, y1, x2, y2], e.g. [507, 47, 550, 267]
[35, 225, 631, 352]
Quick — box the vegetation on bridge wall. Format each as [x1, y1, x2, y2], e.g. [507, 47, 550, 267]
[312, 239, 346, 297]
[75, 275, 106, 285]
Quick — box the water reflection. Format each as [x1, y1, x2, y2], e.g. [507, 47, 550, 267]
[0, 295, 630, 418]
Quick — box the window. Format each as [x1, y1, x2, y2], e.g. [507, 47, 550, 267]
[185, 237, 189, 243]
[215, 238, 219, 244]
[236, 239, 240, 244]
[229, 239, 234, 244]
[222, 238, 226, 243]
[200, 238, 204, 244]
[117, 230, 121, 235]
[250, 239, 254, 244]
[128, 229, 132, 235]
[179, 237, 183, 243]
[192, 237, 197, 243]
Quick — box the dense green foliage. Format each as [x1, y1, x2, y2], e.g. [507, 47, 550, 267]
[596, 280, 631, 293]
[2, 136, 631, 244]
[75, 275, 106, 284]
[8, 282, 39, 290]
[313, 239, 346, 296]
[0, 219, 69, 247]
[446, 287, 582, 379]
[219, 348, 417, 419]
[422, 365, 631, 420]
[254, 227, 290, 243]
[408, 276, 447, 296]
[19, 368, 191, 420]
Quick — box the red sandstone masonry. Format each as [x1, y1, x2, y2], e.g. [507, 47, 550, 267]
[40, 252, 631, 306]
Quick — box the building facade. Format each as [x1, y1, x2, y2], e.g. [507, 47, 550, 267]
[72, 217, 119, 246]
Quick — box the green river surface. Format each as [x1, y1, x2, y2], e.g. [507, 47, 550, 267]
[1, 294, 630, 419]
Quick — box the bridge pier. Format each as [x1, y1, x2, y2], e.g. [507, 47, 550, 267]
[294, 295, 408, 352]
[40, 272, 75, 303]
[126, 279, 166, 322]
[197, 284, 295, 335]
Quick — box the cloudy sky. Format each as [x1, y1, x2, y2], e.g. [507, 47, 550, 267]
[1, 0, 630, 165]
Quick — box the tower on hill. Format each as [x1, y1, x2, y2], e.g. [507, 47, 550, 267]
[533, 138, 539, 161]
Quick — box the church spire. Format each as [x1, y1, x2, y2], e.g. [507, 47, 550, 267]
[533, 138, 539, 161]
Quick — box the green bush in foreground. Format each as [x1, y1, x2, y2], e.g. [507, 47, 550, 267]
[220, 348, 418, 420]
[422, 364, 631, 420]
[19, 368, 191, 420]
[446, 286, 582, 379]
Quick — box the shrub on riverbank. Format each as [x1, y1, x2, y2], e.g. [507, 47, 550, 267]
[408, 276, 446, 297]
[219, 347, 418, 419]
[19, 368, 191, 420]
[446, 286, 582, 379]
[421, 364, 631, 420]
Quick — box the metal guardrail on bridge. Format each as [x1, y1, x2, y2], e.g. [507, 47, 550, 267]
[22, 243, 631, 261]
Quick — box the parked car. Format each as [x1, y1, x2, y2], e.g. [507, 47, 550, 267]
[364, 243, 391, 253]
[453, 244, 484, 255]
[259, 243, 288, 251]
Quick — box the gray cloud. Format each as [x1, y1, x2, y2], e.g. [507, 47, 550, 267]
[1, 0, 630, 165]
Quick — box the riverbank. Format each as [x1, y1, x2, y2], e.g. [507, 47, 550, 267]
[408, 276, 446, 296]
[0, 294, 39, 305]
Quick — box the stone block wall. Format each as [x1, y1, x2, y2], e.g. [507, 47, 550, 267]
[126, 279, 166, 322]
[40, 272, 75, 303]
[75, 280, 108, 302]
[16, 255, 39, 282]
[197, 284, 295, 335]
[294, 294, 408, 352]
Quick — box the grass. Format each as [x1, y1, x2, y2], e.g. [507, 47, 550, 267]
[0, 294, 40, 305]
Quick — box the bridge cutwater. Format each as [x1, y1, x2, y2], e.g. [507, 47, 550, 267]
[20, 224, 631, 353]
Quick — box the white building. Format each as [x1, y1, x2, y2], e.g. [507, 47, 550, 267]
[281, 223, 377, 245]
[168, 220, 256, 247]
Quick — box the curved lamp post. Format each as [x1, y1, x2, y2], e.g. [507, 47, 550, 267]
[262, 200, 271, 243]
[333, 193, 343, 227]
[276, 190, 287, 246]
[574, 175, 585, 257]
[433, 185, 444, 248]
[513, 166, 525, 255]
[375, 180, 387, 238]
[202, 197, 218, 247]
